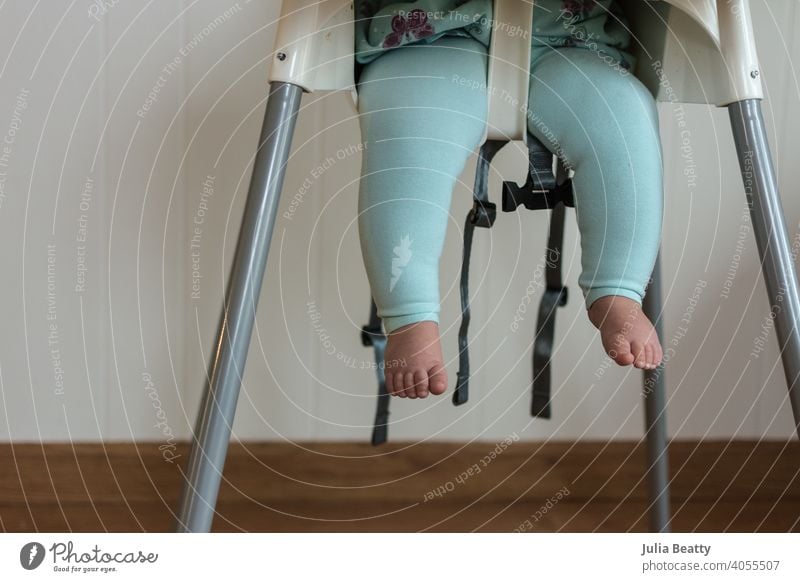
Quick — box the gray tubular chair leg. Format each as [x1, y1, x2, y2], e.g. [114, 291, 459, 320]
[642, 252, 672, 532]
[729, 99, 800, 439]
[175, 82, 304, 533]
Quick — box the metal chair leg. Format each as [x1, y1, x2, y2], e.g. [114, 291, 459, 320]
[175, 81, 304, 532]
[642, 251, 672, 532]
[729, 99, 800, 439]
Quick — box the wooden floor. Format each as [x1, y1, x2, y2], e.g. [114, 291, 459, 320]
[1, 440, 798, 532]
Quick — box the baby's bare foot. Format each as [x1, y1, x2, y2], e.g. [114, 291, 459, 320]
[384, 320, 447, 399]
[587, 295, 663, 370]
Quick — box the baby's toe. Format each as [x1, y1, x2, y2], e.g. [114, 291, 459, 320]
[630, 340, 646, 369]
[414, 369, 430, 398]
[404, 372, 417, 398]
[643, 344, 655, 369]
[648, 343, 661, 369]
[428, 363, 447, 395]
[609, 335, 634, 366]
[394, 372, 406, 397]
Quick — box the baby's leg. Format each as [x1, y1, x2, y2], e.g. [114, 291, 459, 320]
[357, 37, 488, 397]
[527, 48, 664, 369]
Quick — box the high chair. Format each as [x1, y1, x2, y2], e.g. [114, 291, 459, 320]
[175, 0, 800, 533]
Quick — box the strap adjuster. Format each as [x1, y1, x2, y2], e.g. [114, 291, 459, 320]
[469, 200, 496, 228]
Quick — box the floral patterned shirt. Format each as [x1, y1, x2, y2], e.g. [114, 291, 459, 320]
[354, 0, 493, 65]
[355, 0, 634, 70]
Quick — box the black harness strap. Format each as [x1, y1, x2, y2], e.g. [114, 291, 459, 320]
[531, 160, 573, 418]
[361, 298, 390, 445]
[453, 140, 505, 406]
[532, 201, 569, 418]
[502, 136, 574, 419]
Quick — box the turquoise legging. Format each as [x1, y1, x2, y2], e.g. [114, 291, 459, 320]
[357, 36, 663, 334]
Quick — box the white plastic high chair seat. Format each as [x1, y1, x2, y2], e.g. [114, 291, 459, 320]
[268, 0, 764, 145]
[622, 0, 763, 106]
[268, 0, 534, 143]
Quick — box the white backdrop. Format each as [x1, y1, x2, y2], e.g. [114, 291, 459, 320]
[0, 0, 798, 444]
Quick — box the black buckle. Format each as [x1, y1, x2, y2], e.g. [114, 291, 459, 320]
[470, 199, 496, 228]
[502, 179, 574, 212]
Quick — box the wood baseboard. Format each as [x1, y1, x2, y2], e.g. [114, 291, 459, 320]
[1, 440, 797, 532]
